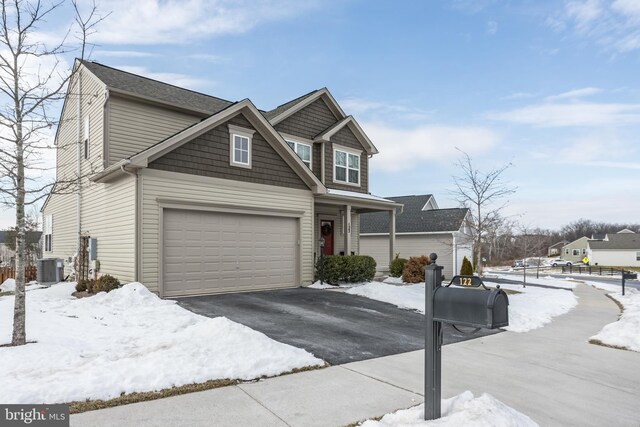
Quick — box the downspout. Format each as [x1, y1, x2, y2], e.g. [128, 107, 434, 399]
[120, 164, 140, 282]
[320, 141, 325, 184]
[452, 233, 458, 276]
[76, 70, 83, 256]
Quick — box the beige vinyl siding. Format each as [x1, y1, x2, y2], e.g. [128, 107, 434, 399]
[561, 237, 589, 262]
[140, 168, 315, 295]
[589, 250, 640, 267]
[42, 67, 107, 275]
[360, 234, 456, 278]
[41, 191, 76, 276]
[79, 175, 136, 282]
[108, 96, 202, 164]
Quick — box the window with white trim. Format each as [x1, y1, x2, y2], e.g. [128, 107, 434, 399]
[230, 133, 251, 168]
[43, 214, 53, 252]
[285, 140, 312, 168]
[334, 149, 360, 185]
[572, 249, 580, 256]
[565, 249, 569, 255]
[83, 116, 90, 160]
[636, 251, 640, 261]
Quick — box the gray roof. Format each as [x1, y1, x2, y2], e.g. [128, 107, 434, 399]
[264, 89, 320, 120]
[360, 195, 469, 234]
[0, 230, 42, 245]
[549, 240, 569, 249]
[81, 60, 233, 114]
[589, 233, 640, 250]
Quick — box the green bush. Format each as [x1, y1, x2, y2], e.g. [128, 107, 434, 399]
[75, 280, 89, 292]
[389, 254, 408, 277]
[315, 255, 376, 284]
[91, 274, 121, 293]
[402, 255, 431, 283]
[460, 256, 473, 276]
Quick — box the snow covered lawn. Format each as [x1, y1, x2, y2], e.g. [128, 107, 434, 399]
[0, 282, 323, 404]
[343, 278, 578, 333]
[359, 391, 537, 426]
[589, 287, 640, 352]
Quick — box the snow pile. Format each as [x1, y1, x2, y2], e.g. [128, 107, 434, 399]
[0, 278, 44, 293]
[484, 281, 578, 333]
[484, 273, 578, 290]
[360, 391, 537, 426]
[590, 288, 640, 352]
[0, 282, 323, 404]
[340, 278, 577, 333]
[383, 276, 405, 285]
[308, 280, 336, 289]
[346, 282, 425, 313]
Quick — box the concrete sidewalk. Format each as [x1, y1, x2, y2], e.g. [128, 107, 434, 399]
[71, 284, 640, 427]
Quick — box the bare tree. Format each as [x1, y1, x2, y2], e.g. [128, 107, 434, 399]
[451, 151, 516, 275]
[0, 0, 104, 346]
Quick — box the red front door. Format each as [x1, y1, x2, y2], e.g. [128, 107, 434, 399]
[320, 220, 334, 256]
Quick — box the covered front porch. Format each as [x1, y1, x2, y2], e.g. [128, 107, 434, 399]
[314, 189, 402, 267]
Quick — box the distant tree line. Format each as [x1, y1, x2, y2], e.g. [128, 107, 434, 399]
[483, 218, 640, 266]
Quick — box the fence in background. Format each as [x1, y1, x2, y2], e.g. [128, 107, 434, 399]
[0, 266, 37, 284]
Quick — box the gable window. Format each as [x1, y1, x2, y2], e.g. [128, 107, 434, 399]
[43, 214, 53, 252]
[83, 116, 90, 160]
[286, 140, 311, 168]
[228, 125, 255, 169]
[334, 147, 360, 185]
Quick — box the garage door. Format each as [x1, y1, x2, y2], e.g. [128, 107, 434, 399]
[163, 209, 298, 297]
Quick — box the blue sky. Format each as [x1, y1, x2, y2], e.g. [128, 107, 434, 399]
[2, 0, 640, 229]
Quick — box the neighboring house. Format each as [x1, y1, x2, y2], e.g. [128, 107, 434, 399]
[41, 60, 402, 297]
[561, 237, 590, 263]
[359, 195, 472, 279]
[587, 231, 640, 267]
[0, 230, 42, 266]
[548, 240, 568, 257]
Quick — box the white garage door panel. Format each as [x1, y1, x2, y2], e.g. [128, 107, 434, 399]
[163, 209, 298, 296]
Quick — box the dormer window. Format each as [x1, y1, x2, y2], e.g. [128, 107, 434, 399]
[285, 140, 311, 169]
[228, 124, 255, 169]
[334, 146, 360, 185]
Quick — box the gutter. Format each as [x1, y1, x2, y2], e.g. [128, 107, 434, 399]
[90, 159, 131, 183]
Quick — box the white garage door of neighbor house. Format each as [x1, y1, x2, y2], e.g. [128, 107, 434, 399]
[163, 209, 298, 297]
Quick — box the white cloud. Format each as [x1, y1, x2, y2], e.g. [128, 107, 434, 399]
[487, 102, 640, 127]
[93, 50, 157, 58]
[549, 0, 640, 53]
[81, 0, 318, 45]
[115, 65, 211, 90]
[487, 20, 498, 35]
[501, 92, 537, 101]
[363, 122, 500, 172]
[545, 87, 601, 101]
[340, 98, 433, 122]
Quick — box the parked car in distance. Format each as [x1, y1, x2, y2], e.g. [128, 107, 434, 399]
[549, 258, 572, 267]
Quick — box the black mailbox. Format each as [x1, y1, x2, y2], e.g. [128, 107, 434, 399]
[432, 286, 509, 329]
[623, 272, 637, 280]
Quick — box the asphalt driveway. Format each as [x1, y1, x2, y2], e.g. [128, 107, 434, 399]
[176, 287, 500, 365]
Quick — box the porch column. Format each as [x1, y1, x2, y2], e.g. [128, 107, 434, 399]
[343, 204, 352, 255]
[389, 209, 396, 265]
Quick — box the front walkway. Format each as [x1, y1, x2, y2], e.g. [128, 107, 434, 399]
[71, 284, 640, 427]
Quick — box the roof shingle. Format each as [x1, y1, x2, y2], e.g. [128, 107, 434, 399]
[360, 195, 469, 234]
[589, 233, 640, 250]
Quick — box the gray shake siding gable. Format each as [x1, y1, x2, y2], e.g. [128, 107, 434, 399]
[325, 125, 368, 194]
[273, 97, 369, 194]
[149, 113, 309, 190]
[275, 98, 338, 140]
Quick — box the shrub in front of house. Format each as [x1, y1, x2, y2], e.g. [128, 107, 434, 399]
[75, 280, 90, 293]
[315, 255, 377, 284]
[92, 274, 121, 293]
[460, 256, 473, 276]
[401, 255, 431, 283]
[389, 254, 408, 278]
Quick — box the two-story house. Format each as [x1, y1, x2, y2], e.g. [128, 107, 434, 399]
[41, 60, 401, 297]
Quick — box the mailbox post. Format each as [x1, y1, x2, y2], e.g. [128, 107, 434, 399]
[319, 238, 325, 285]
[423, 253, 509, 421]
[424, 253, 443, 420]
